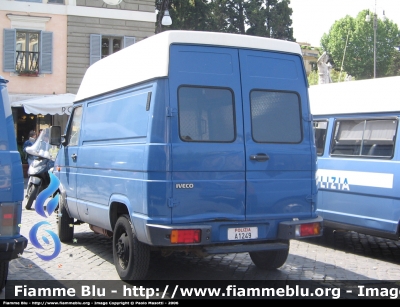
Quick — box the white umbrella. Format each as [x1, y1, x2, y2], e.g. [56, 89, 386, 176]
[11, 93, 75, 115]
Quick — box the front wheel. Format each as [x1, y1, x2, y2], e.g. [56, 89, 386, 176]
[113, 214, 150, 280]
[0, 261, 9, 291]
[25, 184, 40, 210]
[250, 241, 290, 270]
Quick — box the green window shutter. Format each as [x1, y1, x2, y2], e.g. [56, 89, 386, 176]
[3, 29, 16, 72]
[90, 34, 101, 66]
[40, 31, 53, 74]
[123, 36, 136, 48]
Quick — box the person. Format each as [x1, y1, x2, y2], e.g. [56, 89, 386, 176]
[317, 51, 332, 84]
[23, 130, 37, 166]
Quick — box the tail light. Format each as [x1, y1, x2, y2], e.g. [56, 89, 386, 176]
[0, 203, 19, 236]
[296, 222, 321, 237]
[170, 229, 201, 244]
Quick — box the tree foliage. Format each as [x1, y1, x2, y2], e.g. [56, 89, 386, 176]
[167, 0, 212, 31]
[321, 10, 400, 80]
[157, 0, 295, 41]
[386, 49, 400, 76]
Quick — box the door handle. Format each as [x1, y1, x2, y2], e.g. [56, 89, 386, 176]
[71, 153, 77, 161]
[250, 153, 270, 162]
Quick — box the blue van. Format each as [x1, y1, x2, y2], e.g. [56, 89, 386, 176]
[50, 30, 322, 280]
[310, 76, 400, 241]
[0, 76, 28, 290]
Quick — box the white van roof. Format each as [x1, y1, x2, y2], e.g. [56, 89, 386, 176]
[309, 76, 400, 116]
[75, 30, 302, 101]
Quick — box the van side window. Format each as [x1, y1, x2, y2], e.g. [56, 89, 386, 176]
[313, 120, 328, 156]
[331, 118, 397, 158]
[178, 86, 235, 142]
[67, 106, 83, 146]
[250, 90, 302, 143]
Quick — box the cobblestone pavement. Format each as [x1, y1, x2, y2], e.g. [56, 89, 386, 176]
[2, 181, 400, 299]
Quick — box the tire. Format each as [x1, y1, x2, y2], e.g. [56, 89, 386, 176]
[57, 198, 74, 242]
[25, 184, 40, 210]
[0, 261, 9, 291]
[113, 214, 150, 280]
[250, 241, 290, 270]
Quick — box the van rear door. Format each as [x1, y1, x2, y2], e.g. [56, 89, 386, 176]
[239, 49, 315, 220]
[169, 45, 246, 224]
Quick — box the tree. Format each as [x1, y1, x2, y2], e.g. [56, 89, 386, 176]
[207, 0, 250, 34]
[386, 45, 400, 76]
[173, 0, 212, 31]
[265, 0, 295, 40]
[307, 70, 319, 86]
[160, 0, 295, 41]
[321, 10, 400, 80]
[157, 0, 212, 32]
[387, 51, 400, 76]
[206, 0, 295, 41]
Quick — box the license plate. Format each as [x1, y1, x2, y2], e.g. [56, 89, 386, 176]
[228, 227, 258, 240]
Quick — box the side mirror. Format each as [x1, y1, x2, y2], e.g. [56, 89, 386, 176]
[49, 126, 62, 146]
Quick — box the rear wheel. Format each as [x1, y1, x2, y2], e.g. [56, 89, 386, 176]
[250, 241, 290, 270]
[25, 184, 40, 210]
[0, 261, 9, 291]
[57, 198, 74, 242]
[113, 214, 150, 280]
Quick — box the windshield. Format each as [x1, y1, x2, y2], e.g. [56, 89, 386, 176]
[25, 127, 59, 160]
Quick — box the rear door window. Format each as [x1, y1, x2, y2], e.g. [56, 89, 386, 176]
[250, 90, 302, 143]
[178, 86, 235, 142]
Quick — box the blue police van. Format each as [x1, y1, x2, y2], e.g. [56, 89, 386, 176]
[310, 76, 400, 241]
[50, 30, 322, 281]
[0, 76, 28, 290]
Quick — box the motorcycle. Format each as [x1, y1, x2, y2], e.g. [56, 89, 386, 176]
[24, 128, 59, 210]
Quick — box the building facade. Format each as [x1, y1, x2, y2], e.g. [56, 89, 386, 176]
[66, 0, 155, 93]
[298, 42, 319, 76]
[1, 0, 155, 165]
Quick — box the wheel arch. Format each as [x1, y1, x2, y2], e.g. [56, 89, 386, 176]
[56, 182, 68, 211]
[109, 194, 148, 243]
[109, 194, 132, 231]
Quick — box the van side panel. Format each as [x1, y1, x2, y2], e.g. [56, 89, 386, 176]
[143, 80, 172, 222]
[169, 45, 246, 224]
[239, 50, 316, 220]
[316, 115, 400, 237]
[75, 83, 171, 230]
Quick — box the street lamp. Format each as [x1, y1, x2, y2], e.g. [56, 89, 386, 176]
[156, 0, 172, 34]
[365, 2, 386, 78]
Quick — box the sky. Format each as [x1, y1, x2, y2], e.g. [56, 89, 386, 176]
[289, 0, 400, 46]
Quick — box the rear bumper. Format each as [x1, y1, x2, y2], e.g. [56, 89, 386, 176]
[278, 216, 323, 240]
[0, 236, 28, 261]
[202, 241, 289, 254]
[143, 216, 323, 252]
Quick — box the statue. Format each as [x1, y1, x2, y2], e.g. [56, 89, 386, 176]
[317, 52, 332, 84]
